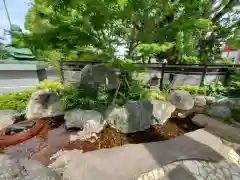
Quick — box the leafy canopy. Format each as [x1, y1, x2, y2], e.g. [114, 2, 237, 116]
[23, 0, 239, 64]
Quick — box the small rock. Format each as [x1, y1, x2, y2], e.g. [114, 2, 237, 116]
[64, 109, 105, 132]
[12, 110, 26, 123]
[5, 120, 35, 134]
[205, 96, 216, 104]
[49, 150, 82, 176]
[0, 110, 16, 130]
[167, 90, 194, 110]
[191, 114, 209, 127]
[194, 96, 206, 107]
[104, 100, 153, 133]
[26, 89, 64, 120]
[204, 104, 232, 121]
[177, 112, 186, 118]
[151, 100, 176, 125]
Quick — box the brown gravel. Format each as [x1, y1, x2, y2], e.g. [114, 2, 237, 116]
[67, 114, 200, 152]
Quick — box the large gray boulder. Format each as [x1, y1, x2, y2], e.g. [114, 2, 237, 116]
[64, 109, 105, 131]
[205, 98, 240, 122]
[167, 90, 194, 110]
[0, 155, 60, 180]
[204, 104, 232, 121]
[0, 110, 16, 130]
[151, 100, 176, 125]
[78, 64, 120, 90]
[104, 100, 153, 133]
[26, 89, 64, 120]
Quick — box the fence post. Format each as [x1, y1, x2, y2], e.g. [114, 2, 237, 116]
[224, 67, 231, 86]
[159, 63, 165, 90]
[200, 65, 207, 86]
[59, 60, 65, 84]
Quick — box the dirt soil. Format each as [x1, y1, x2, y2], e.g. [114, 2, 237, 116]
[67, 114, 200, 152]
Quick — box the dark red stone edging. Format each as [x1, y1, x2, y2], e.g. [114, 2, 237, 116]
[0, 119, 46, 148]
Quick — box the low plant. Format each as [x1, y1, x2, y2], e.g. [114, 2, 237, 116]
[0, 76, 167, 112]
[177, 80, 239, 97]
[35, 79, 64, 93]
[0, 90, 35, 111]
[228, 69, 240, 97]
[0, 80, 63, 111]
[60, 85, 112, 111]
[177, 85, 208, 95]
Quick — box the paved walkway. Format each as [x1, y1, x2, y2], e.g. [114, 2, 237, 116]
[136, 159, 240, 180]
[49, 129, 240, 180]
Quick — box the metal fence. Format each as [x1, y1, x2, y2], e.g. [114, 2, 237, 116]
[59, 61, 240, 90]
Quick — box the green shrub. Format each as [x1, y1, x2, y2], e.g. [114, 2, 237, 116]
[0, 80, 63, 111]
[228, 69, 240, 97]
[60, 85, 112, 111]
[144, 88, 166, 101]
[0, 90, 35, 111]
[35, 79, 64, 93]
[177, 85, 208, 95]
[0, 77, 167, 112]
[177, 80, 240, 97]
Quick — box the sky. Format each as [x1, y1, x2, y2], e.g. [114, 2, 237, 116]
[0, 0, 30, 43]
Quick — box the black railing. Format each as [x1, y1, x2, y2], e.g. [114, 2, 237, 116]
[59, 60, 240, 90]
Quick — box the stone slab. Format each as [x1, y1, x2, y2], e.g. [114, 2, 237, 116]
[50, 129, 232, 180]
[192, 114, 240, 143]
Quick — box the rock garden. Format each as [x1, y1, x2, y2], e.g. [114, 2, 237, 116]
[0, 63, 239, 179]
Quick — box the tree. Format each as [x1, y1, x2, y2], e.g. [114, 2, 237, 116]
[24, 0, 240, 64]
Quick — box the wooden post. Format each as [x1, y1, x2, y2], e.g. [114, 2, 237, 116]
[200, 65, 207, 86]
[159, 63, 165, 90]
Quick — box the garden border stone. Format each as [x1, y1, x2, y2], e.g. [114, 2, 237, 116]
[192, 114, 240, 144]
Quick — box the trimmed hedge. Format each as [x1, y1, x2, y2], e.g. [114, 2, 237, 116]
[0, 80, 63, 111]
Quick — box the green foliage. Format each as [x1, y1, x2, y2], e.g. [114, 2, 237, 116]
[178, 82, 227, 96]
[0, 77, 166, 112]
[136, 43, 174, 62]
[0, 90, 35, 111]
[0, 44, 10, 60]
[222, 57, 234, 64]
[228, 69, 240, 97]
[61, 76, 166, 111]
[35, 79, 64, 93]
[178, 75, 240, 97]
[227, 28, 240, 49]
[177, 85, 208, 95]
[60, 86, 112, 111]
[23, 0, 239, 64]
[107, 58, 146, 72]
[206, 82, 227, 96]
[0, 80, 63, 111]
[0, 51, 9, 60]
